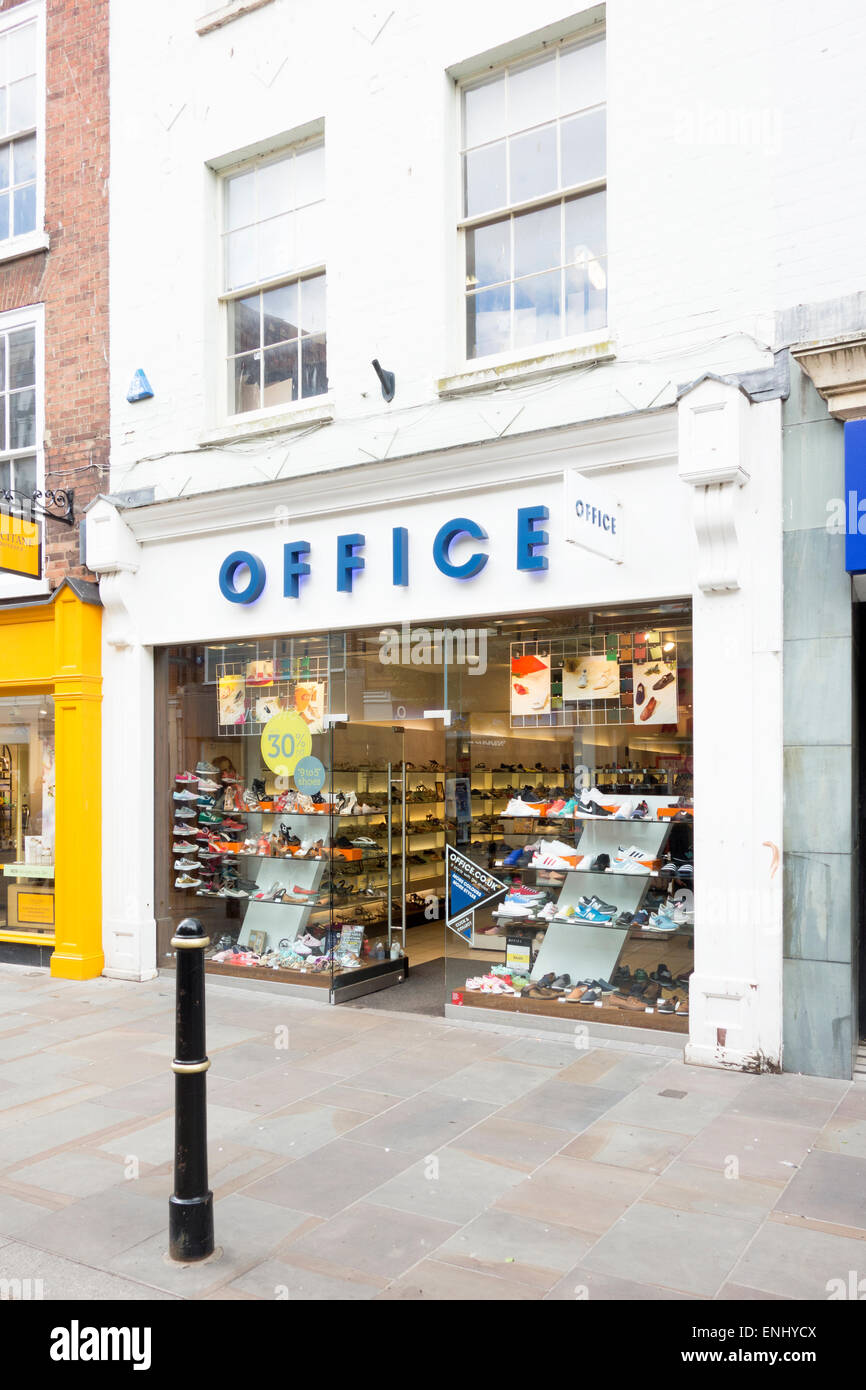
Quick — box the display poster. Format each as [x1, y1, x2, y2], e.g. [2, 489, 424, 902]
[446, 845, 507, 925]
[510, 652, 551, 715]
[633, 662, 678, 724]
[218, 674, 248, 726]
[562, 654, 621, 701]
[293, 681, 326, 734]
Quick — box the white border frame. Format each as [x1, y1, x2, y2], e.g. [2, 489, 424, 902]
[0, 298, 47, 598]
[0, 0, 47, 266]
[451, 23, 608, 378]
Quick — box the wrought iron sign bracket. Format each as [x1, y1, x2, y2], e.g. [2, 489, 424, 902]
[0, 488, 75, 527]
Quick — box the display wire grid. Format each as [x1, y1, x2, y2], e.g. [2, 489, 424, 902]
[217, 653, 332, 734]
[510, 630, 679, 729]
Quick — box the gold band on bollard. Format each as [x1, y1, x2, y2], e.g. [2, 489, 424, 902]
[171, 1059, 211, 1074]
[171, 935, 210, 949]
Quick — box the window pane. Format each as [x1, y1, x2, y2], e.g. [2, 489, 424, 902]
[9, 76, 36, 132]
[0, 192, 9, 241]
[0, 89, 6, 137]
[566, 258, 607, 335]
[294, 200, 323, 268]
[230, 352, 260, 414]
[224, 226, 256, 291]
[258, 211, 295, 281]
[8, 329, 34, 388]
[300, 334, 327, 398]
[298, 274, 325, 335]
[262, 340, 297, 407]
[0, 147, 9, 190]
[262, 283, 297, 344]
[514, 203, 560, 278]
[7, 22, 36, 83]
[10, 387, 35, 448]
[225, 170, 256, 232]
[564, 190, 606, 265]
[229, 295, 260, 355]
[508, 55, 556, 134]
[0, 337, 6, 391]
[466, 283, 510, 359]
[514, 270, 562, 348]
[258, 155, 293, 221]
[559, 38, 606, 114]
[463, 76, 505, 148]
[463, 141, 506, 217]
[466, 219, 509, 289]
[561, 107, 606, 187]
[294, 143, 325, 207]
[0, 460, 9, 493]
[509, 123, 557, 204]
[12, 454, 35, 495]
[13, 135, 35, 184]
[12, 182, 35, 235]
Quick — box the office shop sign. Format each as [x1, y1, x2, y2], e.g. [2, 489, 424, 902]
[217, 474, 622, 605]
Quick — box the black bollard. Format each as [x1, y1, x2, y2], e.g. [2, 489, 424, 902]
[168, 917, 214, 1261]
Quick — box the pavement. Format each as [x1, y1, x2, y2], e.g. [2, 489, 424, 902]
[0, 963, 864, 1302]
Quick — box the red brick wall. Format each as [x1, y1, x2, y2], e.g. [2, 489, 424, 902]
[0, 0, 108, 585]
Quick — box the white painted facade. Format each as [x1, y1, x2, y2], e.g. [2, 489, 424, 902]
[89, 0, 866, 1067]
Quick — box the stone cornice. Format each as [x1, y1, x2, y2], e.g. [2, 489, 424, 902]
[791, 335, 866, 421]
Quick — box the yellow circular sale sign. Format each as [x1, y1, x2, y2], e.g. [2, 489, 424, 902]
[260, 711, 312, 777]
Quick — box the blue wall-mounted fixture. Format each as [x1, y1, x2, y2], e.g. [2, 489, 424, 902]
[371, 359, 395, 402]
[127, 369, 154, 403]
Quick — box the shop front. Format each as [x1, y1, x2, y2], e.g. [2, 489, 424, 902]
[0, 579, 103, 978]
[88, 383, 784, 1069]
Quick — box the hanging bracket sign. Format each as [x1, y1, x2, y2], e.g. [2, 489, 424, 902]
[446, 846, 507, 939]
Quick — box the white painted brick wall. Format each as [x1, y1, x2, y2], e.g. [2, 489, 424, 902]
[109, 0, 866, 496]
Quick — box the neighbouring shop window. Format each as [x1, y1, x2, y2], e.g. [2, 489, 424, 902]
[221, 137, 327, 414]
[460, 33, 607, 359]
[0, 693, 55, 937]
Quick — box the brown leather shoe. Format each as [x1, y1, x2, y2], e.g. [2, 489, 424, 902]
[611, 991, 649, 1011]
[563, 985, 588, 1003]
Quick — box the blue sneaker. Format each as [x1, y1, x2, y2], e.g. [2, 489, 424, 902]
[503, 846, 526, 866]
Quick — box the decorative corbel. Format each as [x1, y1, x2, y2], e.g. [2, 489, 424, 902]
[677, 375, 751, 592]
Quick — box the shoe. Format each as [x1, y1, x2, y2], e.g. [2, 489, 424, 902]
[494, 901, 535, 918]
[579, 988, 603, 1004]
[636, 683, 645, 707]
[175, 807, 196, 820]
[631, 800, 650, 819]
[220, 818, 246, 831]
[640, 698, 658, 722]
[612, 797, 634, 820]
[589, 853, 610, 871]
[610, 991, 649, 1011]
[653, 672, 675, 691]
[558, 797, 578, 815]
[253, 882, 285, 902]
[197, 777, 221, 792]
[175, 771, 198, 784]
[195, 761, 219, 775]
[650, 964, 675, 986]
[657, 995, 687, 1015]
[503, 798, 540, 816]
[503, 846, 529, 866]
[173, 789, 199, 802]
[530, 853, 580, 870]
[174, 858, 199, 871]
[175, 873, 202, 888]
[222, 886, 249, 899]
[609, 846, 651, 875]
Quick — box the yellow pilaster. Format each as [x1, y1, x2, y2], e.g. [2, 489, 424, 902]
[49, 588, 103, 979]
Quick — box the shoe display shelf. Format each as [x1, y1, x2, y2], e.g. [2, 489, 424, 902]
[236, 854, 327, 955]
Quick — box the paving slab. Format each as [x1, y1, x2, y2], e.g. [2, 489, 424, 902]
[581, 1201, 759, 1297]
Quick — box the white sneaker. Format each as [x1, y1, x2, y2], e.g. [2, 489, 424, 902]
[537, 901, 556, 920]
[197, 778, 220, 792]
[494, 901, 534, 917]
[609, 846, 651, 874]
[543, 838, 580, 858]
[530, 853, 577, 870]
[174, 858, 199, 871]
[613, 797, 635, 819]
[503, 799, 540, 816]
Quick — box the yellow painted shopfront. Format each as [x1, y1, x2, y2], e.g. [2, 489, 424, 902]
[0, 579, 102, 978]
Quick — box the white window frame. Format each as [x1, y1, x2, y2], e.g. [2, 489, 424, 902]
[0, 299, 47, 598]
[0, 0, 47, 265]
[216, 132, 329, 429]
[453, 25, 608, 376]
